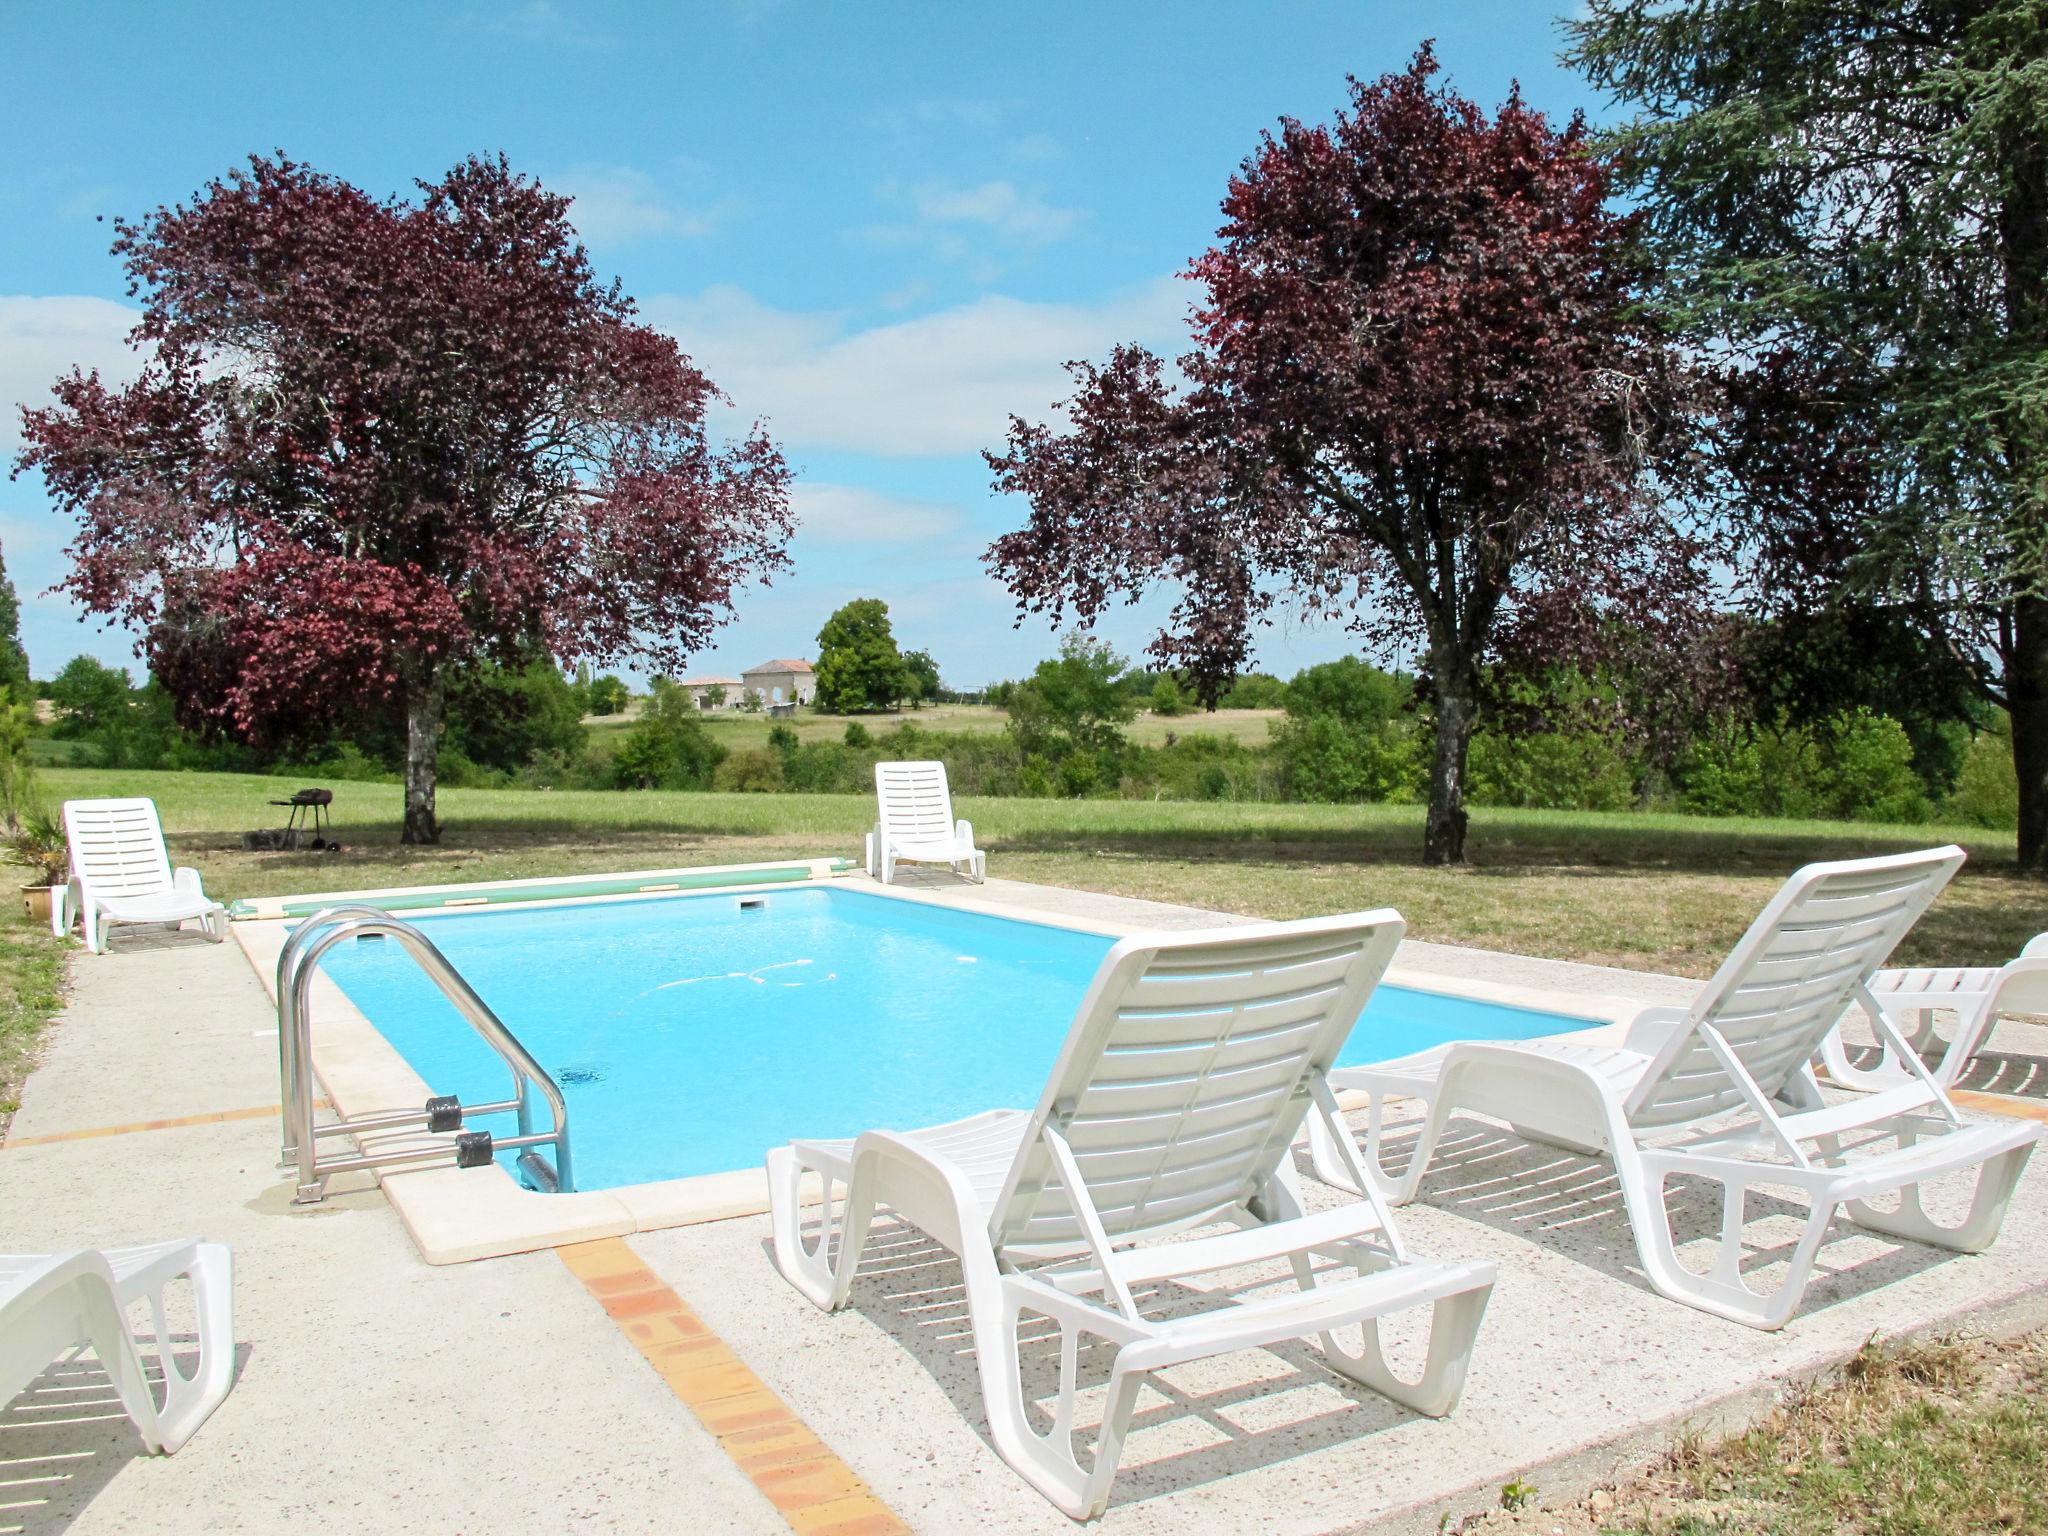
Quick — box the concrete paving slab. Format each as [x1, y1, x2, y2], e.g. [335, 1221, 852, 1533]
[7, 930, 278, 1141]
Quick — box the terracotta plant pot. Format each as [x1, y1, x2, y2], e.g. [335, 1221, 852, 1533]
[20, 885, 54, 925]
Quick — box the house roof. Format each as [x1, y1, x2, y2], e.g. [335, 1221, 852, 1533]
[678, 675, 742, 687]
[743, 658, 814, 675]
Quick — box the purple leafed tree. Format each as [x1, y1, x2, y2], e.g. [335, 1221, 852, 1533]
[986, 48, 1705, 863]
[15, 153, 793, 843]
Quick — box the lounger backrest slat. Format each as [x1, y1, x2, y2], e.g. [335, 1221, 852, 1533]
[1625, 847, 1963, 1129]
[62, 798, 175, 899]
[990, 912, 1405, 1257]
[875, 761, 957, 844]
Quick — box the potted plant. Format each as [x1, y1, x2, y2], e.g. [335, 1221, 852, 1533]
[5, 809, 68, 927]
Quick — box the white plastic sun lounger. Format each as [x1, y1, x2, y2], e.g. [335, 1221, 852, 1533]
[768, 912, 1495, 1519]
[0, 1239, 235, 1453]
[1307, 848, 2039, 1331]
[866, 760, 985, 884]
[60, 798, 226, 953]
[1821, 931, 2048, 1092]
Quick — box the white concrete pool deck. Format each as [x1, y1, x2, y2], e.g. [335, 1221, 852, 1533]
[2, 870, 2045, 1534]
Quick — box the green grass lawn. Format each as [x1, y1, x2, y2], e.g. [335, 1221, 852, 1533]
[0, 906, 67, 1134]
[41, 765, 2043, 976]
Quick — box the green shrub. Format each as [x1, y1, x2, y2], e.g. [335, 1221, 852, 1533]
[843, 721, 872, 748]
[1469, 725, 1634, 811]
[433, 745, 501, 788]
[712, 747, 786, 792]
[1818, 707, 1928, 822]
[1946, 717, 2019, 829]
[1149, 677, 1189, 716]
[445, 660, 587, 773]
[585, 674, 630, 715]
[1679, 709, 1929, 822]
[782, 741, 867, 793]
[610, 680, 726, 789]
[1677, 716, 1765, 817]
[1282, 657, 1410, 729]
[1123, 734, 1280, 801]
[1220, 672, 1288, 709]
[298, 741, 392, 783]
[513, 748, 601, 791]
[1273, 714, 1421, 803]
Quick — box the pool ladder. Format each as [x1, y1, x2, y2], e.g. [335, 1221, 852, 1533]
[274, 905, 573, 1204]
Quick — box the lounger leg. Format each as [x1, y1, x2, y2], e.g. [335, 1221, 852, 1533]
[133, 1242, 236, 1453]
[1304, 1262, 1493, 1417]
[1625, 1153, 1838, 1331]
[767, 1148, 874, 1310]
[80, 903, 103, 954]
[1845, 1139, 2036, 1254]
[977, 1279, 1137, 1521]
[1307, 1086, 1426, 1199]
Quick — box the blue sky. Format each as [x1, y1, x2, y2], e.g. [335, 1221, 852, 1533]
[1, 0, 1600, 688]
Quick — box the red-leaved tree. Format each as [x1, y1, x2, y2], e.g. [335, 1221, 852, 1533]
[987, 49, 1703, 863]
[15, 153, 793, 843]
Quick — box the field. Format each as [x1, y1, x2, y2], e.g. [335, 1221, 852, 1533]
[581, 702, 1285, 759]
[38, 766, 2042, 976]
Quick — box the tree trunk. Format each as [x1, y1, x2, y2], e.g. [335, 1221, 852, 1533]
[401, 672, 446, 846]
[1423, 662, 1477, 866]
[2001, 117, 2048, 873]
[2014, 591, 2048, 875]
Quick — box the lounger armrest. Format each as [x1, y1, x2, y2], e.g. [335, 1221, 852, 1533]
[956, 818, 976, 850]
[851, 1128, 993, 1257]
[1986, 956, 2048, 1019]
[1622, 1005, 1691, 1056]
[172, 867, 209, 901]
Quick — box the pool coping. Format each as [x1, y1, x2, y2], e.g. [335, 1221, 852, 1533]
[230, 863, 1654, 1265]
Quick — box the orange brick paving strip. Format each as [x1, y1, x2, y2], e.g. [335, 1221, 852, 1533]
[556, 1237, 909, 1536]
[2, 1102, 288, 1149]
[1952, 1089, 2048, 1124]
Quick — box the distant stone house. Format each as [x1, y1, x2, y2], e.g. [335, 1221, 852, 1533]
[742, 658, 816, 706]
[677, 675, 743, 710]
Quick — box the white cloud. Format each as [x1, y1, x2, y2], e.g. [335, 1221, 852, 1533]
[1008, 133, 1062, 166]
[868, 97, 1007, 133]
[789, 483, 963, 546]
[0, 295, 143, 451]
[649, 277, 1190, 456]
[483, 1, 616, 50]
[904, 179, 1081, 246]
[551, 165, 726, 246]
[859, 179, 1083, 274]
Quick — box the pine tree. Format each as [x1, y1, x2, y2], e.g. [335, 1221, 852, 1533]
[1570, 1, 2048, 869]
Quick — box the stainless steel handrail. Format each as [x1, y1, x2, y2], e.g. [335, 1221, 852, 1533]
[275, 905, 572, 1203]
[276, 904, 398, 1164]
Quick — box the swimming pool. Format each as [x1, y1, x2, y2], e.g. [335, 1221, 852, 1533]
[312, 885, 1599, 1191]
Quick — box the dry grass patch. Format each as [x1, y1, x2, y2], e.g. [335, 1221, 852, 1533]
[1460, 1331, 2048, 1535]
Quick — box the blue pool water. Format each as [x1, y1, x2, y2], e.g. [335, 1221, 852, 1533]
[313, 886, 1596, 1190]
